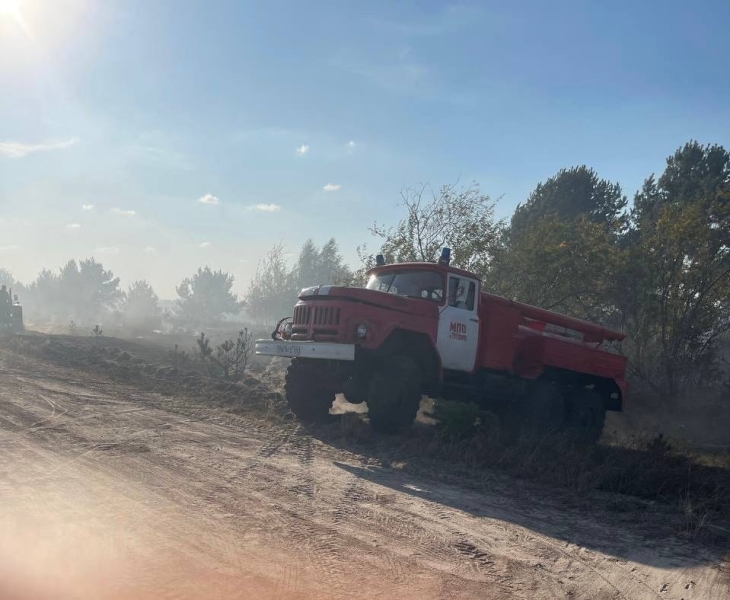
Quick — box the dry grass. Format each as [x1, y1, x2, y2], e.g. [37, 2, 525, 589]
[309, 411, 730, 541]
[4, 333, 289, 418]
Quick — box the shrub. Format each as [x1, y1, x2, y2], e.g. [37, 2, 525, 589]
[196, 329, 254, 380]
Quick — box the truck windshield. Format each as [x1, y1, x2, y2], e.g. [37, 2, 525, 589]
[366, 270, 444, 301]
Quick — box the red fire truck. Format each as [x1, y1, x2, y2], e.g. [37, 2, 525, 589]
[256, 249, 627, 440]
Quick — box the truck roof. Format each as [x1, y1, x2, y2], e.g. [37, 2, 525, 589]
[367, 262, 482, 281]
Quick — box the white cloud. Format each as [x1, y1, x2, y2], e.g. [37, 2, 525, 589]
[347, 140, 356, 148]
[81, 204, 94, 211]
[66, 223, 81, 229]
[0, 137, 80, 159]
[323, 183, 341, 192]
[198, 193, 220, 205]
[251, 203, 281, 212]
[0, 245, 19, 253]
[296, 144, 310, 155]
[144, 246, 156, 253]
[95, 247, 120, 255]
[199, 241, 212, 248]
[111, 208, 136, 216]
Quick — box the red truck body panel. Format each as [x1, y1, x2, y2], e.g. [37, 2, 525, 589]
[476, 292, 627, 395]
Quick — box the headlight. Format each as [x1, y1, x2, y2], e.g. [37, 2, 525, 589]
[356, 323, 368, 338]
[284, 322, 293, 339]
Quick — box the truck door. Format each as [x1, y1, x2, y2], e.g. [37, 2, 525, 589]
[436, 275, 479, 371]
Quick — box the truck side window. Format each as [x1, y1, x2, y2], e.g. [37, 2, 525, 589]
[449, 277, 476, 310]
[465, 281, 475, 310]
[448, 277, 459, 307]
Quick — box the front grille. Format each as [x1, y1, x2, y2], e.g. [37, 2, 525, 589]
[294, 304, 340, 326]
[292, 303, 342, 340]
[293, 305, 311, 325]
[314, 306, 340, 326]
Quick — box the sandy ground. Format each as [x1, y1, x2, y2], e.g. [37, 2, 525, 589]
[0, 350, 727, 599]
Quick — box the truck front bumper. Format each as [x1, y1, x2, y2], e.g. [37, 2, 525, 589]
[255, 340, 356, 361]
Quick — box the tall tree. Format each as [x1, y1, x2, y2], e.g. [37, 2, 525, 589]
[50, 258, 123, 323]
[246, 239, 354, 325]
[318, 238, 352, 285]
[0, 269, 18, 288]
[489, 167, 626, 313]
[55, 259, 81, 320]
[289, 238, 353, 294]
[24, 269, 59, 323]
[510, 166, 627, 240]
[488, 216, 623, 322]
[290, 239, 319, 294]
[369, 182, 502, 276]
[634, 141, 730, 222]
[123, 280, 162, 332]
[246, 243, 296, 325]
[621, 143, 730, 397]
[77, 258, 124, 318]
[177, 267, 243, 326]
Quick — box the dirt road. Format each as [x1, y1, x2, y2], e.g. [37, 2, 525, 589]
[0, 350, 727, 599]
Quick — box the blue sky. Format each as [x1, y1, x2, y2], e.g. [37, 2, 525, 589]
[1, 0, 729, 297]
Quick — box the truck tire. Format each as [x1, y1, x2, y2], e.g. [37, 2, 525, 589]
[568, 389, 605, 442]
[284, 358, 336, 423]
[367, 356, 422, 434]
[519, 381, 565, 439]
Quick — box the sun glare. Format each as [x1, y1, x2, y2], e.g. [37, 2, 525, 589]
[0, 0, 22, 18]
[0, 0, 32, 40]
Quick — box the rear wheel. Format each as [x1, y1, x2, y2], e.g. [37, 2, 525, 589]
[567, 389, 605, 442]
[367, 356, 422, 434]
[530, 381, 565, 430]
[512, 381, 565, 440]
[284, 359, 337, 422]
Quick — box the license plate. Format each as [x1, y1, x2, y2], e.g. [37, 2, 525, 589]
[277, 344, 301, 356]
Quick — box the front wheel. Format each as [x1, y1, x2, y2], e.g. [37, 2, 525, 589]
[284, 359, 337, 422]
[366, 356, 422, 434]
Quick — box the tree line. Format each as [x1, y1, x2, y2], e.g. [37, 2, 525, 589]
[0, 262, 243, 333]
[0, 238, 352, 334]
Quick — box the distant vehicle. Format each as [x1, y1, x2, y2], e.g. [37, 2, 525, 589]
[256, 249, 627, 441]
[0, 285, 24, 333]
